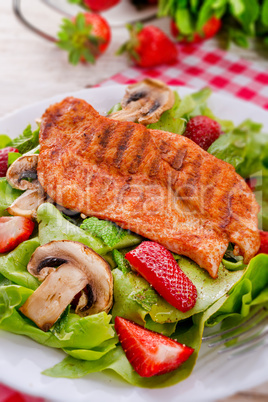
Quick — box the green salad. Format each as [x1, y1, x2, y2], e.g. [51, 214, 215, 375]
[0, 87, 268, 388]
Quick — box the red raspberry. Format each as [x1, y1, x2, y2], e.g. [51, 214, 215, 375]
[0, 147, 19, 177]
[184, 116, 221, 151]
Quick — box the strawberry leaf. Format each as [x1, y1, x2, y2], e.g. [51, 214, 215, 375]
[57, 13, 101, 65]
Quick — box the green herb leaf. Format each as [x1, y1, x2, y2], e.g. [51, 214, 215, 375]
[9, 125, 39, 154]
[111, 249, 131, 274]
[130, 288, 158, 311]
[81, 217, 128, 248]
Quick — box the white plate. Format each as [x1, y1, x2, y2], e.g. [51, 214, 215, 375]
[41, 0, 157, 27]
[0, 85, 268, 402]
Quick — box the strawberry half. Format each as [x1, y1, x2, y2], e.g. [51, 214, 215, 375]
[0, 147, 19, 177]
[125, 242, 197, 312]
[0, 216, 35, 253]
[258, 231, 268, 254]
[114, 316, 194, 377]
[184, 115, 222, 151]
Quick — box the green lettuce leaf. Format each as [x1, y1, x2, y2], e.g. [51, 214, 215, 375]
[208, 119, 268, 178]
[0, 178, 23, 216]
[111, 256, 245, 328]
[37, 203, 141, 255]
[147, 92, 186, 134]
[0, 238, 40, 290]
[37, 203, 110, 255]
[42, 298, 225, 387]
[0, 281, 116, 352]
[9, 124, 39, 154]
[8, 152, 22, 166]
[0, 134, 12, 149]
[206, 253, 268, 326]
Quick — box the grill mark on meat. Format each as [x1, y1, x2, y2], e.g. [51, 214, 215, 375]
[128, 130, 150, 174]
[171, 147, 188, 171]
[160, 140, 170, 154]
[218, 193, 233, 229]
[80, 123, 103, 151]
[203, 165, 222, 213]
[113, 126, 135, 169]
[182, 156, 202, 198]
[148, 157, 160, 177]
[95, 123, 115, 163]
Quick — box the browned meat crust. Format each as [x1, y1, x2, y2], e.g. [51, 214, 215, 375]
[38, 97, 260, 278]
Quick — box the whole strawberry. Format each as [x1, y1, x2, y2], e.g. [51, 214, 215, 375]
[171, 16, 222, 43]
[184, 115, 222, 151]
[69, 0, 120, 12]
[84, 0, 120, 11]
[118, 23, 178, 68]
[0, 147, 19, 177]
[57, 12, 111, 65]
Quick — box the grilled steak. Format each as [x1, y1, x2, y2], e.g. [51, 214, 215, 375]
[38, 97, 260, 278]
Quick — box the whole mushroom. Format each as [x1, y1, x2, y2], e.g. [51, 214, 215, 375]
[19, 240, 113, 331]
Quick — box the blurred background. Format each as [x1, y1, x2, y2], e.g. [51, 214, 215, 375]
[1, 0, 268, 117]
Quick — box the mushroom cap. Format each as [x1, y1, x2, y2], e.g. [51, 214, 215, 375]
[7, 188, 45, 219]
[6, 154, 39, 190]
[20, 240, 113, 331]
[110, 78, 175, 125]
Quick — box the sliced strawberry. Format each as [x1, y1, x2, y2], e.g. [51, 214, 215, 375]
[184, 115, 222, 151]
[114, 316, 194, 377]
[0, 216, 35, 253]
[258, 231, 268, 254]
[125, 242, 197, 312]
[0, 147, 19, 177]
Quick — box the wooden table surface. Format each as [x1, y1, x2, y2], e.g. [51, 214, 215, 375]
[0, 1, 268, 401]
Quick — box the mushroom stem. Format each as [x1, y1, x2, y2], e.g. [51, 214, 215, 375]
[19, 240, 113, 331]
[20, 264, 88, 332]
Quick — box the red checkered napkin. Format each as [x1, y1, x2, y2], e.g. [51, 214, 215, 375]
[99, 41, 268, 110]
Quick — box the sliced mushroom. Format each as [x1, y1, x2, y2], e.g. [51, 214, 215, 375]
[7, 188, 45, 219]
[6, 154, 39, 190]
[110, 78, 175, 125]
[19, 240, 113, 331]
